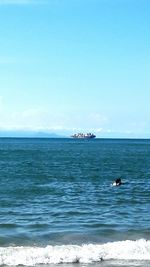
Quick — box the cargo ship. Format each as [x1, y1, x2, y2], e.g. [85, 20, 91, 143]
[71, 133, 96, 139]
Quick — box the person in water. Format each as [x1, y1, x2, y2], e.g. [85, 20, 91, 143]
[116, 178, 122, 185]
[113, 178, 122, 186]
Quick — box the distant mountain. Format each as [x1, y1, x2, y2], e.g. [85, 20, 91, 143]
[34, 132, 65, 138]
[0, 130, 65, 138]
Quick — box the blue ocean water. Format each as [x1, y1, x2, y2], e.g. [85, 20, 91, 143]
[0, 138, 150, 267]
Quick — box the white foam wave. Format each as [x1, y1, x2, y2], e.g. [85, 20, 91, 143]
[0, 239, 150, 266]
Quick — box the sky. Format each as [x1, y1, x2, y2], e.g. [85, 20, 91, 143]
[0, 0, 150, 138]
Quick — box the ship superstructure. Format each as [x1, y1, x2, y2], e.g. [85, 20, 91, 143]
[71, 133, 96, 139]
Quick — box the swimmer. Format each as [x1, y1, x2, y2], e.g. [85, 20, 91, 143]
[112, 178, 122, 186]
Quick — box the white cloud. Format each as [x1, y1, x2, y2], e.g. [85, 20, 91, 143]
[0, 104, 149, 138]
[0, 108, 106, 134]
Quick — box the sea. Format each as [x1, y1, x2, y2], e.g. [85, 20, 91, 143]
[0, 137, 150, 267]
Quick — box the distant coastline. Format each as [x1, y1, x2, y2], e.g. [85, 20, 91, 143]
[0, 130, 64, 138]
[0, 130, 149, 139]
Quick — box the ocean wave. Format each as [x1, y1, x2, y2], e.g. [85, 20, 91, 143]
[0, 239, 150, 266]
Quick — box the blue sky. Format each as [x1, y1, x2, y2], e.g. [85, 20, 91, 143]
[0, 0, 150, 137]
